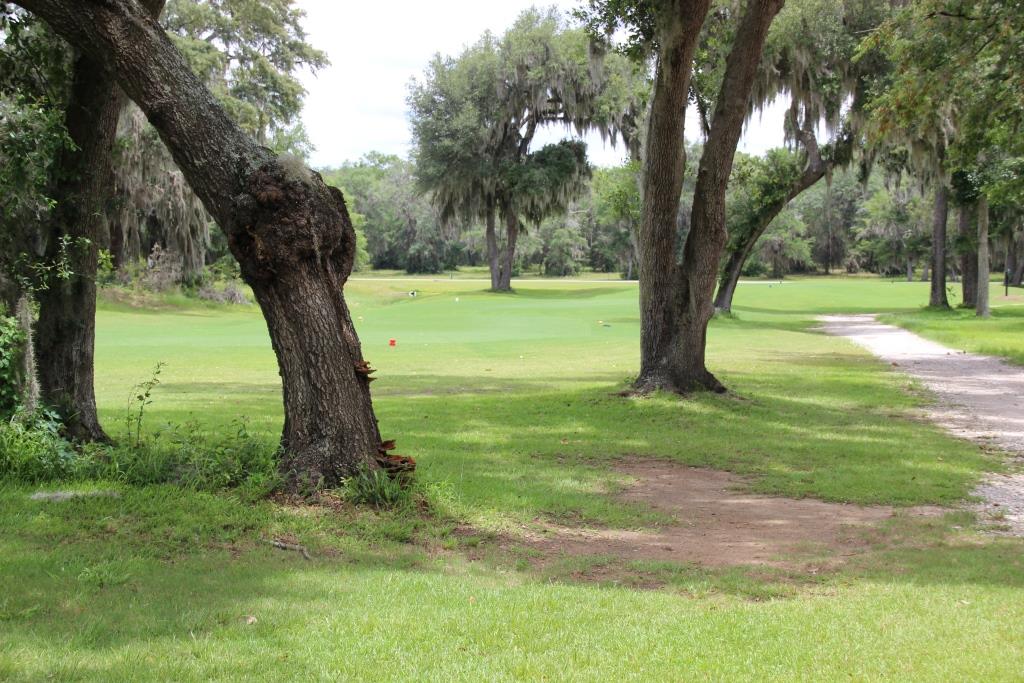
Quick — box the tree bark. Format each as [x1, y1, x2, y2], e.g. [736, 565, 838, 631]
[635, 0, 712, 392]
[495, 211, 519, 291]
[929, 182, 950, 308]
[977, 196, 990, 318]
[18, 0, 385, 487]
[485, 203, 499, 290]
[637, 0, 783, 393]
[1013, 227, 1024, 286]
[33, 53, 124, 440]
[32, 0, 165, 442]
[958, 202, 977, 308]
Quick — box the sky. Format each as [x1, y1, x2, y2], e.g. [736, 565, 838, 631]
[295, 0, 790, 170]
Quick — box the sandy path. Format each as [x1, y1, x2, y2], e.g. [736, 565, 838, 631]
[821, 314, 1024, 533]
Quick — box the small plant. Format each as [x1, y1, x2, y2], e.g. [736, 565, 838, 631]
[126, 362, 165, 447]
[340, 463, 412, 509]
[0, 314, 25, 418]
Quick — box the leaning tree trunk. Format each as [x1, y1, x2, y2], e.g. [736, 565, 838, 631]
[929, 182, 950, 308]
[958, 202, 977, 308]
[18, 0, 386, 487]
[635, 0, 711, 393]
[713, 128, 833, 313]
[977, 196, 990, 318]
[638, 0, 783, 393]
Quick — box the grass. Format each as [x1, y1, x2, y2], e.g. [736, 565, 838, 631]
[883, 281, 1024, 364]
[3, 274, 1024, 680]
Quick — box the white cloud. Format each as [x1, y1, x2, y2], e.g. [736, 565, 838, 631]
[295, 0, 790, 168]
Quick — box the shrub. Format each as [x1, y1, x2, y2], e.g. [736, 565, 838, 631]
[0, 409, 279, 497]
[0, 409, 83, 483]
[0, 314, 25, 418]
[87, 419, 279, 494]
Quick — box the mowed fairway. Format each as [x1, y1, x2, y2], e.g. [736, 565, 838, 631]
[4, 277, 1024, 680]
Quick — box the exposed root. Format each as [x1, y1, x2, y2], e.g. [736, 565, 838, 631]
[265, 538, 311, 560]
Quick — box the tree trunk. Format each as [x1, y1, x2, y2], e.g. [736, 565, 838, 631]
[929, 182, 950, 308]
[977, 196, 990, 318]
[637, 0, 783, 393]
[19, 0, 385, 487]
[958, 202, 977, 308]
[485, 204, 499, 290]
[1004, 232, 1014, 287]
[1013, 229, 1024, 286]
[906, 258, 914, 282]
[33, 0, 165, 441]
[635, 0, 711, 393]
[14, 295, 40, 414]
[714, 128, 834, 313]
[33, 58, 123, 440]
[495, 211, 519, 291]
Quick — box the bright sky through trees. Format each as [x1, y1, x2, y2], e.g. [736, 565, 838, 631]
[295, 0, 789, 167]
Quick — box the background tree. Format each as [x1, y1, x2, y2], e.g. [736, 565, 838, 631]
[322, 154, 453, 274]
[409, 7, 644, 291]
[860, 0, 1024, 311]
[108, 0, 325, 279]
[713, 0, 889, 312]
[586, 162, 642, 278]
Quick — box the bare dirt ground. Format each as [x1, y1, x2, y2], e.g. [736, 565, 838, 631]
[821, 314, 1024, 534]
[526, 459, 933, 570]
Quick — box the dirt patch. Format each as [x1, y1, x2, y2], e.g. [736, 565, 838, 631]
[525, 459, 936, 570]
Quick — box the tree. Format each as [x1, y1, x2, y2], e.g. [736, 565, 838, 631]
[16, 0, 387, 488]
[715, 144, 833, 309]
[582, 0, 784, 393]
[951, 170, 979, 307]
[0, 3, 165, 438]
[409, 8, 643, 291]
[587, 163, 642, 278]
[753, 208, 811, 279]
[713, 0, 889, 312]
[322, 154, 452, 274]
[109, 0, 326, 278]
[860, 1, 1024, 311]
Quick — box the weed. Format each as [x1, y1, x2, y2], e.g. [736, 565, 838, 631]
[126, 362, 165, 447]
[340, 463, 412, 509]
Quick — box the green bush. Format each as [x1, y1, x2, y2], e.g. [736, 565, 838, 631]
[87, 419, 279, 494]
[0, 410, 83, 483]
[1, 412, 279, 497]
[0, 314, 25, 418]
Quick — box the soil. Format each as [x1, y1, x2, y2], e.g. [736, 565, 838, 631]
[821, 314, 1024, 534]
[525, 459, 934, 570]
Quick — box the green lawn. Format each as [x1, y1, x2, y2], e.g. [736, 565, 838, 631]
[3, 275, 1023, 680]
[884, 282, 1024, 364]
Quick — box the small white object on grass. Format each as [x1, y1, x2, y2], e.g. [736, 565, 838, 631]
[30, 490, 120, 502]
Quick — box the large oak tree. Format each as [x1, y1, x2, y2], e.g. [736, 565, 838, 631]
[583, 0, 784, 393]
[17, 0, 386, 487]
